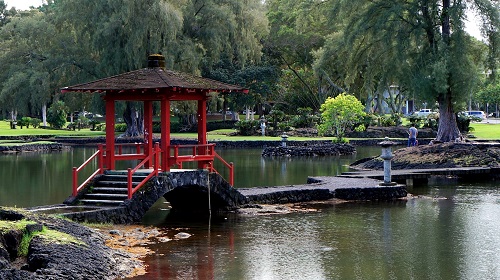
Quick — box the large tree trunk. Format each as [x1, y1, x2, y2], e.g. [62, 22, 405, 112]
[42, 104, 47, 127]
[436, 90, 461, 142]
[434, 0, 461, 142]
[122, 102, 143, 137]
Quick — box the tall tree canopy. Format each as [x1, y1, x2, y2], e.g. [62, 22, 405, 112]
[0, 0, 498, 143]
[0, 0, 268, 128]
[316, 0, 499, 142]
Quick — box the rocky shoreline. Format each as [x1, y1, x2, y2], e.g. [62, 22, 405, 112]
[350, 142, 500, 170]
[0, 142, 66, 153]
[0, 208, 143, 279]
[262, 143, 356, 157]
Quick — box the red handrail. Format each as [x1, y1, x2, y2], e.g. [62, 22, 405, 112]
[72, 144, 105, 196]
[167, 144, 234, 186]
[73, 142, 234, 198]
[213, 151, 234, 186]
[127, 143, 161, 199]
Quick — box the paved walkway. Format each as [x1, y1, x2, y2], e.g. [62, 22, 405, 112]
[238, 176, 384, 197]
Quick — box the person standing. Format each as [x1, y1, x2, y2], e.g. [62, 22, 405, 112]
[408, 125, 418, 147]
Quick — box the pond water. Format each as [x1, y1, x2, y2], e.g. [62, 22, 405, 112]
[1, 146, 500, 279]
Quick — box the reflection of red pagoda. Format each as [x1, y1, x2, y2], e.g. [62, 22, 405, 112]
[63, 54, 247, 197]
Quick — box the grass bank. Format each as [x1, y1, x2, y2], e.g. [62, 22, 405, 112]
[1, 120, 498, 141]
[0, 121, 105, 137]
[469, 123, 500, 140]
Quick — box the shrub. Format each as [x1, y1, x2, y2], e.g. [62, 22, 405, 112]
[30, 118, 41, 128]
[17, 117, 32, 128]
[456, 112, 476, 133]
[115, 123, 127, 132]
[89, 119, 101, 131]
[47, 101, 69, 129]
[235, 120, 259, 136]
[290, 107, 318, 128]
[318, 93, 365, 141]
[422, 112, 439, 130]
[354, 124, 366, 132]
[407, 115, 425, 128]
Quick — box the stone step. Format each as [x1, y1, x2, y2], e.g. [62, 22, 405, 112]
[92, 187, 128, 193]
[85, 193, 128, 200]
[94, 181, 138, 187]
[100, 174, 148, 182]
[79, 199, 124, 205]
[105, 170, 154, 177]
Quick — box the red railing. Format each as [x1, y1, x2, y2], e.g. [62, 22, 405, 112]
[212, 151, 234, 186]
[72, 144, 105, 196]
[168, 144, 216, 168]
[127, 143, 161, 199]
[72, 142, 234, 198]
[168, 144, 234, 186]
[115, 142, 147, 161]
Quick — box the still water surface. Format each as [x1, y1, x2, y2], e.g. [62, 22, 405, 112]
[1, 147, 500, 279]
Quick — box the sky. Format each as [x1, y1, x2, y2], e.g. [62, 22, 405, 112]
[4, 0, 484, 40]
[4, 0, 45, 10]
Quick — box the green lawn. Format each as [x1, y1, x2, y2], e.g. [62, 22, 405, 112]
[0, 120, 105, 137]
[1, 119, 498, 141]
[469, 123, 500, 140]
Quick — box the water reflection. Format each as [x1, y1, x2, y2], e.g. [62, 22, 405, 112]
[3, 146, 500, 279]
[136, 193, 500, 280]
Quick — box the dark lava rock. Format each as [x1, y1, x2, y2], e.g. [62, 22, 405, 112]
[262, 143, 356, 157]
[0, 208, 139, 280]
[346, 126, 437, 139]
[350, 142, 500, 170]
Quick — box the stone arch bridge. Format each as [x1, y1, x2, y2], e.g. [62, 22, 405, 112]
[59, 170, 248, 224]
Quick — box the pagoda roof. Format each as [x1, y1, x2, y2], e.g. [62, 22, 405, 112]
[61, 66, 248, 97]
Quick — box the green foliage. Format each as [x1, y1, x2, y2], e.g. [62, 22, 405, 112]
[332, 137, 349, 144]
[456, 113, 472, 133]
[267, 109, 286, 129]
[379, 114, 402, 127]
[114, 123, 127, 133]
[354, 124, 365, 132]
[18, 229, 36, 257]
[17, 117, 32, 128]
[235, 120, 259, 136]
[407, 115, 425, 128]
[88, 119, 101, 131]
[47, 100, 68, 129]
[30, 118, 41, 128]
[360, 113, 378, 128]
[318, 93, 365, 141]
[314, 0, 499, 142]
[289, 107, 318, 128]
[478, 83, 500, 105]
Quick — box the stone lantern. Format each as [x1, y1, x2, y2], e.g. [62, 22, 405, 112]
[281, 133, 288, 147]
[260, 116, 266, 137]
[379, 137, 397, 186]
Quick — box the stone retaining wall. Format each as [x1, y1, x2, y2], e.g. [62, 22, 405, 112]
[262, 143, 356, 157]
[0, 143, 66, 153]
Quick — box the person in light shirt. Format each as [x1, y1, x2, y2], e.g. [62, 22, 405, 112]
[408, 125, 418, 147]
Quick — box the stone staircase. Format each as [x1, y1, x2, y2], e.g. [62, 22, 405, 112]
[79, 171, 149, 206]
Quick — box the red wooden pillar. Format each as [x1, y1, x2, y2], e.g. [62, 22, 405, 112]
[161, 98, 171, 171]
[197, 98, 207, 169]
[143, 100, 153, 168]
[105, 98, 115, 170]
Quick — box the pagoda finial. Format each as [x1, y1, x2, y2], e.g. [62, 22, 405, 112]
[148, 54, 165, 68]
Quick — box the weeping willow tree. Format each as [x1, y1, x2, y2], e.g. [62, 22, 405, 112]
[317, 0, 499, 142]
[55, 0, 267, 134]
[54, 0, 183, 136]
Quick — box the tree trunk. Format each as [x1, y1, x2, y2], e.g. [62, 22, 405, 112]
[436, 90, 461, 142]
[123, 102, 143, 137]
[42, 104, 47, 127]
[434, 0, 461, 142]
